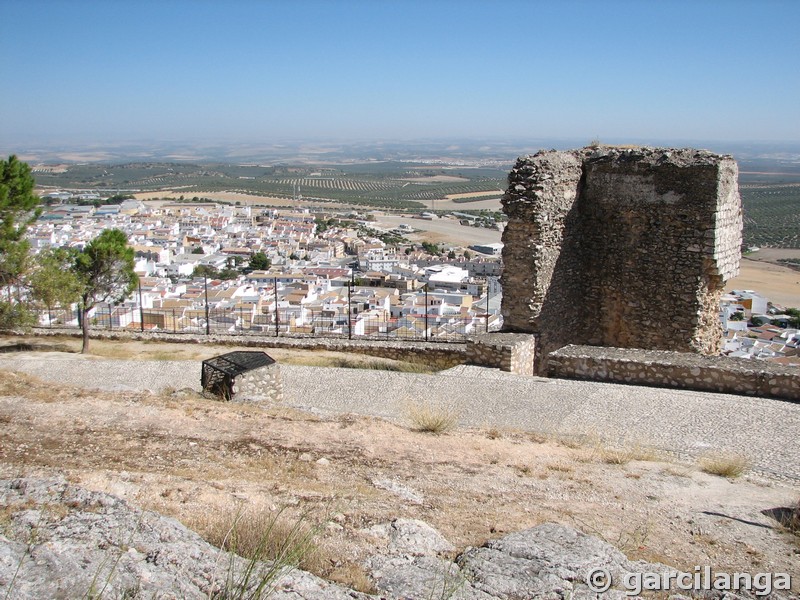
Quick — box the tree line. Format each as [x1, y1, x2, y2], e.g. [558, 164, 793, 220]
[1, 155, 137, 353]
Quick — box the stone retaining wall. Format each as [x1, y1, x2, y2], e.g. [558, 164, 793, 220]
[548, 345, 800, 402]
[23, 327, 466, 370]
[466, 333, 536, 376]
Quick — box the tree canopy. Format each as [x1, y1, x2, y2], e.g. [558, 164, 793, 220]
[247, 251, 271, 272]
[0, 156, 41, 326]
[0, 155, 40, 245]
[74, 229, 137, 353]
[28, 247, 82, 311]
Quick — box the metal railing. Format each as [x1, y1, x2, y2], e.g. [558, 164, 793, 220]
[34, 305, 501, 343]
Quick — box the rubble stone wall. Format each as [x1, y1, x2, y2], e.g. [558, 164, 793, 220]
[28, 328, 466, 369]
[235, 363, 284, 403]
[501, 147, 743, 372]
[466, 333, 536, 376]
[548, 345, 800, 402]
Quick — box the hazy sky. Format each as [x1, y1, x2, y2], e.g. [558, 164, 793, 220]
[2, 0, 798, 147]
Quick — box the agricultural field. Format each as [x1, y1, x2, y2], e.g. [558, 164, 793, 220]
[32, 161, 507, 211]
[30, 157, 800, 248]
[739, 184, 800, 249]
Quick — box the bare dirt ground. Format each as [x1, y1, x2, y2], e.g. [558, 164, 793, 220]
[727, 258, 800, 307]
[0, 339, 798, 593]
[375, 214, 503, 246]
[444, 191, 503, 200]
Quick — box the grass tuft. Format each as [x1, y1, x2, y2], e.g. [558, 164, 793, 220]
[193, 505, 320, 599]
[404, 401, 460, 434]
[784, 498, 800, 535]
[598, 442, 658, 466]
[698, 451, 749, 478]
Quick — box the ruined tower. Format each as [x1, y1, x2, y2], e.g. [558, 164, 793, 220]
[500, 147, 742, 372]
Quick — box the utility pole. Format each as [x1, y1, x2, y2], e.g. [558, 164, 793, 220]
[485, 279, 490, 333]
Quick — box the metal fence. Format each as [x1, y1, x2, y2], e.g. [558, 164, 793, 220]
[34, 305, 501, 342]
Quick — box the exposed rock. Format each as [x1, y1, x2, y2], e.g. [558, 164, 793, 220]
[367, 518, 455, 556]
[365, 522, 675, 600]
[3, 478, 784, 599]
[457, 523, 667, 599]
[366, 554, 487, 600]
[371, 478, 424, 505]
[0, 478, 369, 600]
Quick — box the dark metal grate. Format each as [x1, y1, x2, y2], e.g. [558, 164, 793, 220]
[201, 351, 275, 400]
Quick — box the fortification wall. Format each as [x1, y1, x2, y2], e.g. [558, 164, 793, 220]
[548, 345, 800, 402]
[501, 147, 743, 372]
[10, 328, 798, 401]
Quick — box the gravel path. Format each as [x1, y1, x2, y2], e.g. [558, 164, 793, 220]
[2, 353, 798, 480]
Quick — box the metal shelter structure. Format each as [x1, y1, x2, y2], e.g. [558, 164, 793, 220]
[201, 351, 275, 400]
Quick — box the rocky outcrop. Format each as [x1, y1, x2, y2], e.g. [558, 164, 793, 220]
[4, 478, 779, 599]
[365, 521, 675, 600]
[501, 147, 742, 373]
[0, 478, 368, 600]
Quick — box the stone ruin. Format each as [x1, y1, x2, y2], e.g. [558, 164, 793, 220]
[499, 146, 743, 373]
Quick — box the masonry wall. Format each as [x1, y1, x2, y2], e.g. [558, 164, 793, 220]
[501, 147, 743, 372]
[548, 345, 800, 402]
[465, 333, 536, 376]
[30, 328, 466, 369]
[235, 363, 284, 403]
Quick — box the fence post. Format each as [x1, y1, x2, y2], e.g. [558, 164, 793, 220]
[138, 280, 145, 333]
[347, 280, 352, 340]
[274, 277, 279, 337]
[204, 276, 210, 335]
[424, 286, 429, 342]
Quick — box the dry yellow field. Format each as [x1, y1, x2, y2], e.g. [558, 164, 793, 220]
[134, 190, 300, 206]
[726, 258, 800, 307]
[444, 190, 503, 200]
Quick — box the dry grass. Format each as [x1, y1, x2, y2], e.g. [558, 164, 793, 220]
[189, 505, 316, 564]
[597, 442, 659, 466]
[546, 461, 574, 474]
[328, 357, 435, 374]
[404, 401, 460, 434]
[784, 498, 800, 535]
[186, 505, 375, 594]
[698, 451, 750, 478]
[0, 370, 82, 403]
[484, 427, 502, 440]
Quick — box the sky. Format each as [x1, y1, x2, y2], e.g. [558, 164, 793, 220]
[1, 0, 799, 149]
